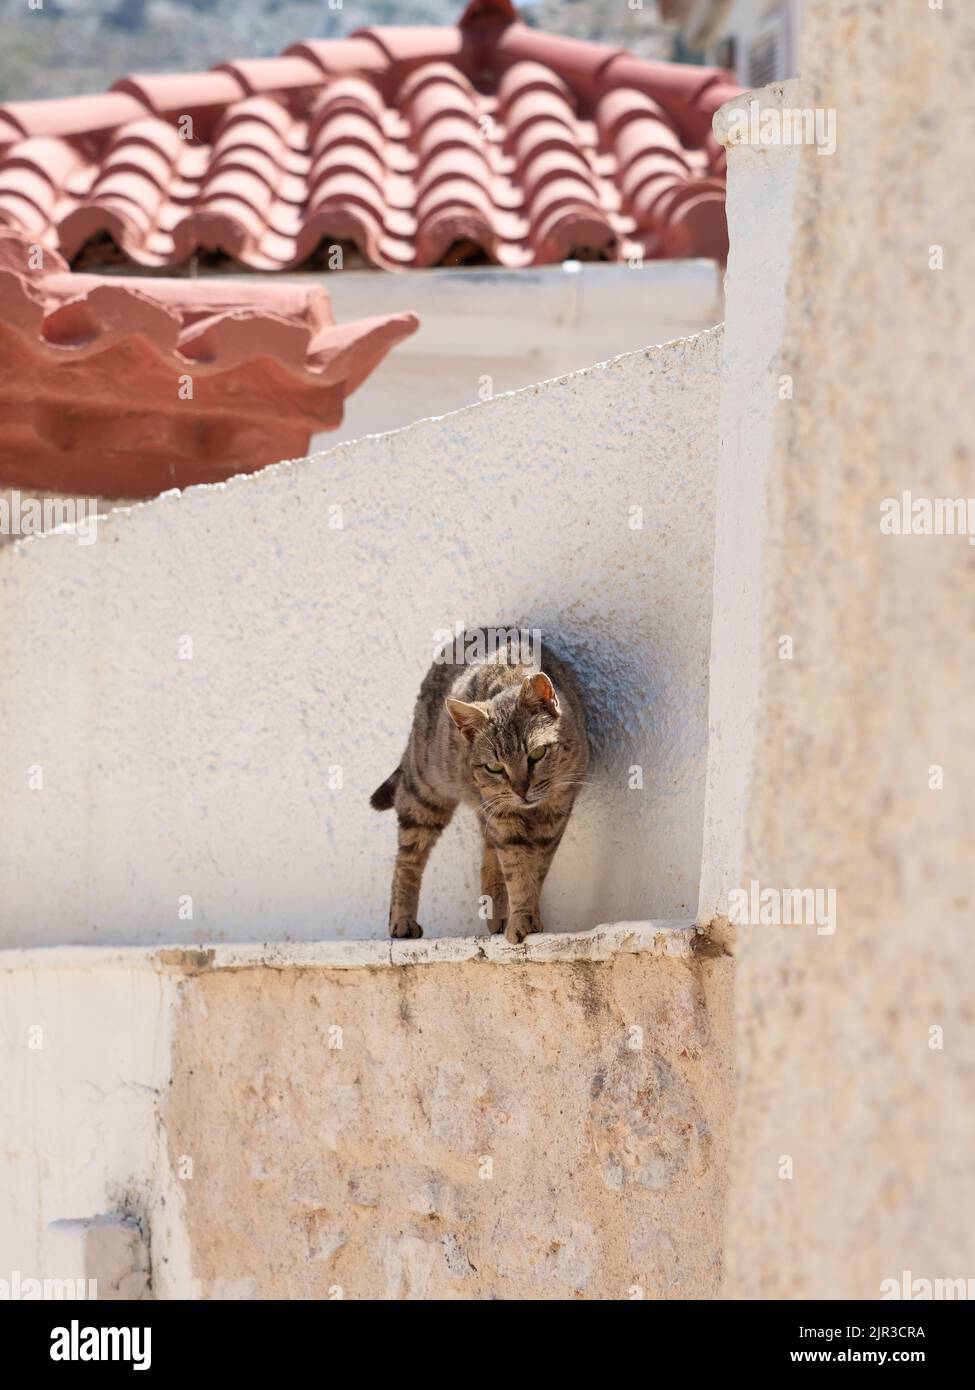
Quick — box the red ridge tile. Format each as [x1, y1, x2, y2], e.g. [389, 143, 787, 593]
[283, 38, 389, 79]
[215, 56, 325, 99]
[0, 93, 148, 144]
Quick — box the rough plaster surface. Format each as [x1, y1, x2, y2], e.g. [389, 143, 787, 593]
[0, 930, 731, 1299]
[0, 329, 721, 947]
[166, 945, 733, 1300]
[719, 4, 975, 1297]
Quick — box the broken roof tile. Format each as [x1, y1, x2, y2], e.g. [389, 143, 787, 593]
[0, 230, 418, 498]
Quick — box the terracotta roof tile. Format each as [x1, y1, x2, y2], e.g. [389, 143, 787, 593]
[0, 0, 737, 271]
[0, 231, 418, 497]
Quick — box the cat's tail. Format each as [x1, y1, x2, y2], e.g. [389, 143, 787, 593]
[369, 767, 401, 811]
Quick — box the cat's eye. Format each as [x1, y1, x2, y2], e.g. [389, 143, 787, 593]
[528, 746, 549, 762]
[484, 763, 504, 774]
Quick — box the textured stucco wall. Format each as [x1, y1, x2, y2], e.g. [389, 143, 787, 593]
[717, 2, 975, 1297]
[164, 935, 733, 1300]
[0, 329, 721, 948]
[0, 927, 733, 1300]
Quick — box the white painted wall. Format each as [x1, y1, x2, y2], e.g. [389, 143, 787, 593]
[0, 328, 721, 947]
[307, 261, 723, 447]
[696, 82, 802, 925]
[0, 959, 193, 1297]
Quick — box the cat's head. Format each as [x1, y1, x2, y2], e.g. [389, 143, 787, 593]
[446, 672, 569, 810]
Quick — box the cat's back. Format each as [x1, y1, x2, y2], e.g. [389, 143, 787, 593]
[416, 628, 587, 733]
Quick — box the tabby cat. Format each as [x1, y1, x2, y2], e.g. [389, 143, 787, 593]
[370, 632, 589, 944]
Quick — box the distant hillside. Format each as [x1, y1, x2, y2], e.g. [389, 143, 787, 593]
[0, 0, 673, 103]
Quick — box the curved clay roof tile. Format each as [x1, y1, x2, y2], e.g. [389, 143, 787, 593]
[105, 117, 184, 165]
[170, 205, 258, 261]
[532, 203, 614, 264]
[661, 187, 728, 259]
[214, 96, 294, 142]
[0, 194, 49, 234]
[283, 38, 390, 78]
[414, 146, 492, 199]
[309, 145, 386, 197]
[113, 71, 246, 119]
[520, 147, 593, 201]
[57, 199, 148, 263]
[0, 137, 84, 189]
[504, 88, 577, 142]
[197, 169, 274, 218]
[416, 176, 494, 224]
[622, 151, 692, 209]
[495, 28, 625, 89]
[309, 111, 386, 164]
[42, 281, 179, 349]
[414, 208, 497, 268]
[99, 143, 174, 194]
[398, 62, 476, 108]
[601, 54, 724, 107]
[89, 169, 162, 217]
[308, 171, 388, 224]
[596, 88, 674, 140]
[615, 117, 689, 174]
[214, 56, 324, 97]
[212, 120, 288, 170]
[294, 202, 386, 267]
[416, 117, 485, 164]
[206, 146, 282, 197]
[308, 78, 386, 133]
[406, 86, 480, 138]
[599, 55, 731, 144]
[528, 175, 602, 227]
[354, 27, 464, 68]
[497, 61, 572, 109]
[511, 118, 582, 170]
[0, 167, 60, 220]
[0, 13, 733, 271]
[0, 93, 148, 143]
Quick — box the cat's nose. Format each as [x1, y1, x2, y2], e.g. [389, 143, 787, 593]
[513, 780, 529, 800]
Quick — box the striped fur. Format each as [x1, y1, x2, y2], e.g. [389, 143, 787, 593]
[370, 632, 589, 944]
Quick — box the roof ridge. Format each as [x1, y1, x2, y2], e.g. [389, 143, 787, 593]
[459, 0, 519, 29]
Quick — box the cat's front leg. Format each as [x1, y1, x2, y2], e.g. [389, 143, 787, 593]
[388, 798, 454, 939]
[480, 838, 509, 935]
[492, 820, 567, 945]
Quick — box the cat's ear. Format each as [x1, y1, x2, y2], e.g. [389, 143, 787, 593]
[519, 671, 560, 717]
[446, 698, 490, 741]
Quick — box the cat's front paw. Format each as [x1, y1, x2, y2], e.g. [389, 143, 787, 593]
[486, 915, 507, 936]
[390, 918, 423, 939]
[505, 914, 544, 945]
